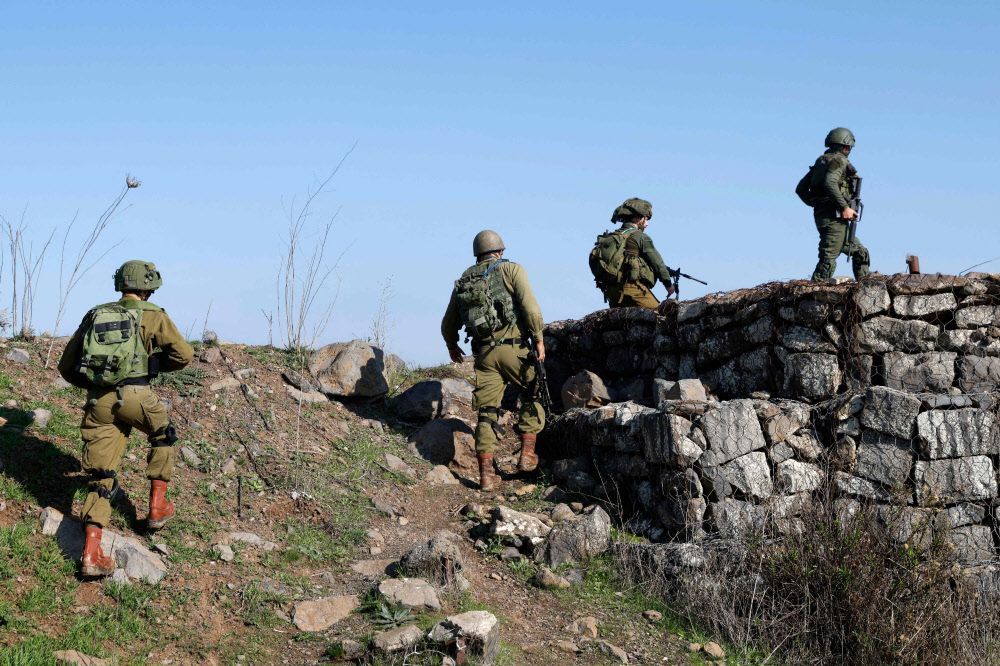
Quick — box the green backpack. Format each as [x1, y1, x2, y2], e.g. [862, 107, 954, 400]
[454, 259, 516, 341]
[589, 227, 636, 288]
[76, 302, 154, 387]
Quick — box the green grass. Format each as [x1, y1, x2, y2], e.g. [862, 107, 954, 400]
[239, 580, 290, 628]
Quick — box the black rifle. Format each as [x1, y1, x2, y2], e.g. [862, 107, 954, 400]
[669, 268, 708, 300]
[844, 174, 863, 250]
[530, 346, 552, 414]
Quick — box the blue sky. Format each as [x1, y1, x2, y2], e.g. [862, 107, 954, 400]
[1, 2, 998, 365]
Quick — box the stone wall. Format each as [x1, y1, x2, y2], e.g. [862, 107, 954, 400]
[540, 274, 1000, 562]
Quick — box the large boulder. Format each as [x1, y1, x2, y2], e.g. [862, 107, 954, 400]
[701, 400, 767, 464]
[860, 386, 921, 439]
[40, 507, 166, 584]
[408, 418, 477, 479]
[561, 370, 611, 409]
[429, 611, 500, 666]
[915, 456, 997, 506]
[883, 351, 956, 393]
[917, 409, 997, 459]
[308, 340, 393, 398]
[391, 378, 473, 423]
[399, 530, 468, 590]
[541, 505, 612, 568]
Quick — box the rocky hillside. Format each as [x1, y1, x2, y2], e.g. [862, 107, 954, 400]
[0, 336, 725, 665]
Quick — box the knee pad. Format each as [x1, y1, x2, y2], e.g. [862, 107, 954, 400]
[88, 470, 121, 501]
[149, 424, 178, 448]
[477, 407, 505, 437]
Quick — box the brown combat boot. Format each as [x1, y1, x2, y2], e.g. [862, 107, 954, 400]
[477, 454, 498, 492]
[517, 433, 539, 472]
[147, 479, 175, 530]
[81, 525, 115, 578]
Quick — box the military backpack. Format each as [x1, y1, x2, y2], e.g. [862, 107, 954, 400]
[795, 162, 819, 207]
[589, 227, 637, 288]
[75, 302, 157, 387]
[454, 260, 516, 341]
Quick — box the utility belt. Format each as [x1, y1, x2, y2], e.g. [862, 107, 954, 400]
[471, 337, 529, 356]
[86, 377, 151, 407]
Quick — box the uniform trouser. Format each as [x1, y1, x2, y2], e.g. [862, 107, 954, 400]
[80, 385, 175, 527]
[472, 343, 545, 455]
[605, 282, 660, 310]
[811, 212, 870, 281]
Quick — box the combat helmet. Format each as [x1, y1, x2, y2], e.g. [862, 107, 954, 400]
[114, 260, 163, 292]
[472, 230, 505, 257]
[825, 127, 856, 148]
[611, 197, 653, 223]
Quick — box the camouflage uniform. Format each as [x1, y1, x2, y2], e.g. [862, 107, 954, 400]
[58, 297, 193, 527]
[808, 150, 870, 281]
[604, 223, 674, 309]
[441, 260, 545, 455]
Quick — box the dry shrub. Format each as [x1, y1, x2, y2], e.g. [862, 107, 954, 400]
[615, 497, 1000, 664]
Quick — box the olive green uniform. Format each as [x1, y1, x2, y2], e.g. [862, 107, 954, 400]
[58, 298, 194, 527]
[604, 223, 673, 309]
[441, 260, 545, 454]
[808, 150, 870, 281]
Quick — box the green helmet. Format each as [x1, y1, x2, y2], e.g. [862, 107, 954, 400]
[114, 260, 163, 292]
[472, 230, 505, 257]
[611, 197, 653, 223]
[825, 127, 856, 148]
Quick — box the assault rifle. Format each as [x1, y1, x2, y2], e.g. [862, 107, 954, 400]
[530, 345, 552, 414]
[843, 174, 863, 252]
[669, 268, 708, 300]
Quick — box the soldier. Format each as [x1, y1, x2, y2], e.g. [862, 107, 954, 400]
[799, 127, 870, 281]
[590, 197, 675, 309]
[441, 230, 545, 491]
[58, 260, 194, 577]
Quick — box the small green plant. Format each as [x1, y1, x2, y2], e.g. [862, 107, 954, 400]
[152, 367, 208, 396]
[371, 600, 415, 629]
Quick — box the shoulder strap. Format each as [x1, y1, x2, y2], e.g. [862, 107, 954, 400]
[482, 258, 509, 278]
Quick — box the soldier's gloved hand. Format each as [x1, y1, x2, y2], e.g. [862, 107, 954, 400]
[534, 340, 546, 363]
[448, 346, 465, 364]
[842, 206, 857, 221]
[667, 283, 676, 297]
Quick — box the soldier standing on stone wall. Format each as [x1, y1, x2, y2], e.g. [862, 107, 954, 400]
[797, 127, 871, 281]
[440, 231, 546, 491]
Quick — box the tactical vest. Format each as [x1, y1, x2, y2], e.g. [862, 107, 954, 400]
[453, 260, 517, 342]
[76, 301, 161, 387]
[799, 152, 856, 210]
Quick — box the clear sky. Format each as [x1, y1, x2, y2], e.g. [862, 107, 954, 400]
[2, 2, 998, 365]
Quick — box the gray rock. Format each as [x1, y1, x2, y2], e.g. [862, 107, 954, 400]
[281, 369, 320, 393]
[428, 611, 500, 666]
[349, 559, 395, 577]
[888, 273, 968, 295]
[51, 376, 73, 389]
[718, 451, 773, 499]
[855, 316, 939, 353]
[917, 409, 997, 459]
[854, 433, 913, 487]
[52, 650, 110, 666]
[199, 346, 222, 364]
[860, 386, 921, 439]
[957, 356, 1000, 393]
[782, 326, 837, 353]
[5, 348, 30, 364]
[561, 370, 611, 409]
[595, 640, 630, 664]
[762, 402, 811, 444]
[947, 525, 995, 563]
[893, 293, 958, 317]
[541, 505, 612, 567]
[209, 377, 241, 391]
[782, 353, 841, 399]
[212, 543, 235, 562]
[408, 418, 477, 480]
[292, 595, 359, 632]
[940, 329, 1000, 356]
[883, 352, 956, 393]
[710, 498, 768, 536]
[533, 566, 571, 589]
[399, 530, 467, 589]
[384, 453, 417, 480]
[768, 442, 794, 465]
[284, 385, 329, 404]
[390, 378, 474, 423]
[785, 430, 823, 461]
[956, 305, 1000, 329]
[489, 506, 551, 544]
[639, 413, 701, 467]
[226, 531, 278, 552]
[776, 460, 823, 494]
[667, 378, 708, 402]
[915, 456, 997, 505]
[372, 625, 423, 653]
[309, 340, 392, 398]
[425, 465, 459, 485]
[378, 577, 441, 611]
[946, 503, 986, 528]
[551, 503, 576, 523]
[39, 507, 166, 584]
[834, 472, 891, 501]
[180, 446, 202, 468]
[699, 347, 772, 398]
[652, 379, 677, 404]
[30, 408, 52, 429]
[701, 400, 767, 464]
[853, 280, 890, 317]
